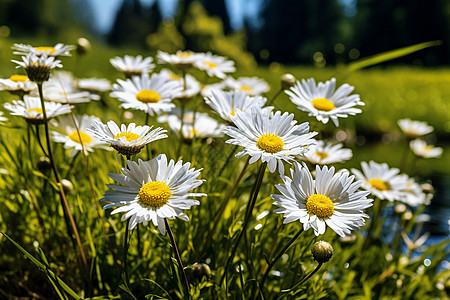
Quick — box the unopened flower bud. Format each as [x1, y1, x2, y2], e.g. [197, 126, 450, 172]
[402, 211, 413, 221]
[37, 157, 51, 171]
[187, 263, 212, 281]
[421, 183, 434, 193]
[394, 204, 407, 214]
[61, 179, 74, 194]
[76, 38, 91, 55]
[311, 240, 333, 263]
[280, 73, 296, 89]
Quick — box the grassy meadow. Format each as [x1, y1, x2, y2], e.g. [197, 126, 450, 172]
[0, 38, 449, 299]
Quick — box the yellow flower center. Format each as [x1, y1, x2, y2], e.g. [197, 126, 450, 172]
[306, 194, 334, 218]
[316, 151, 329, 160]
[114, 132, 140, 142]
[311, 98, 335, 111]
[369, 178, 389, 191]
[230, 110, 236, 116]
[9, 75, 28, 82]
[177, 53, 192, 58]
[256, 133, 284, 153]
[205, 62, 218, 68]
[35, 46, 56, 54]
[240, 85, 252, 92]
[424, 145, 433, 152]
[26, 108, 43, 114]
[169, 73, 181, 81]
[68, 131, 92, 144]
[189, 128, 197, 135]
[139, 181, 171, 207]
[136, 90, 161, 103]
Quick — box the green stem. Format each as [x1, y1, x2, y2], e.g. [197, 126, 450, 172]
[219, 162, 267, 286]
[123, 219, 131, 288]
[281, 263, 323, 294]
[259, 227, 304, 292]
[176, 103, 186, 159]
[200, 157, 250, 256]
[145, 113, 151, 160]
[267, 87, 284, 106]
[165, 219, 190, 295]
[37, 82, 89, 275]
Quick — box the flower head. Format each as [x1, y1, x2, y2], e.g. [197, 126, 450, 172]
[286, 78, 364, 126]
[223, 106, 318, 173]
[110, 55, 155, 78]
[193, 52, 236, 79]
[43, 71, 99, 103]
[111, 73, 182, 115]
[302, 140, 353, 165]
[12, 43, 75, 57]
[159, 69, 201, 100]
[4, 96, 72, 125]
[77, 78, 112, 93]
[102, 154, 206, 234]
[0, 74, 37, 96]
[157, 50, 201, 70]
[205, 90, 270, 124]
[51, 115, 111, 157]
[351, 161, 409, 201]
[157, 109, 225, 140]
[398, 119, 433, 138]
[88, 120, 167, 156]
[272, 162, 373, 236]
[225, 77, 270, 96]
[410, 139, 443, 158]
[13, 53, 62, 83]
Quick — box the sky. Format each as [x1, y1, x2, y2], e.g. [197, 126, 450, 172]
[88, 0, 262, 34]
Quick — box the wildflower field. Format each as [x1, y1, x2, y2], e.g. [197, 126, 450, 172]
[0, 39, 449, 299]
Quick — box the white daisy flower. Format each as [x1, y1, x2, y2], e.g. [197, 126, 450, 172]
[409, 139, 443, 158]
[110, 55, 155, 78]
[286, 78, 364, 127]
[77, 78, 112, 93]
[4, 96, 72, 125]
[157, 109, 226, 140]
[157, 50, 201, 69]
[272, 162, 373, 237]
[351, 161, 410, 201]
[0, 75, 37, 96]
[223, 106, 318, 173]
[12, 53, 62, 82]
[205, 90, 270, 123]
[201, 81, 226, 98]
[51, 115, 111, 157]
[302, 140, 352, 165]
[225, 76, 270, 96]
[194, 52, 236, 79]
[111, 73, 182, 116]
[398, 119, 433, 138]
[399, 178, 431, 206]
[12, 43, 75, 57]
[159, 69, 201, 100]
[87, 120, 168, 156]
[102, 154, 206, 234]
[43, 71, 99, 103]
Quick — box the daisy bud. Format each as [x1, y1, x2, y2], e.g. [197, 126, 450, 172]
[394, 204, 407, 214]
[402, 211, 413, 221]
[60, 179, 74, 194]
[311, 241, 333, 263]
[280, 73, 296, 89]
[37, 157, 51, 171]
[76, 38, 91, 55]
[189, 263, 212, 281]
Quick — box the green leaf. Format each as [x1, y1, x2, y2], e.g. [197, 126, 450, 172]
[346, 41, 442, 72]
[0, 232, 81, 300]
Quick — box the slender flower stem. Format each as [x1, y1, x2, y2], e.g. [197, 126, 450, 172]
[201, 157, 250, 257]
[145, 113, 151, 159]
[281, 263, 323, 294]
[259, 227, 304, 291]
[36, 82, 88, 274]
[165, 219, 190, 295]
[219, 162, 267, 286]
[176, 102, 186, 158]
[267, 87, 284, 106]
[33, 125, 48, 157]
[123, 219, 131, 288]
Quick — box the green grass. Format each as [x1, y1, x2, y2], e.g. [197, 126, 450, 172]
[0, 38, 448, 299]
